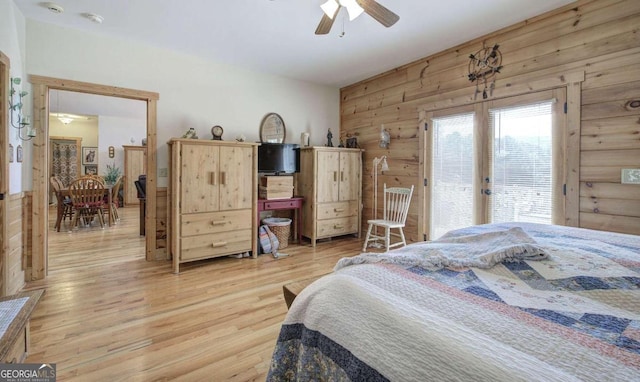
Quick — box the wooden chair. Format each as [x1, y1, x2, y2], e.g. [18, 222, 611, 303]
[109, 176, 123, 221]
[362, 184, 414, 252]
[68, 176, 107, 230]
[49, 176, 74, 232]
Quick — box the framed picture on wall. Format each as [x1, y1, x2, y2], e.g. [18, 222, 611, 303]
[9, 144, 13, 163]
[84, 165, 98, 175]
[82, 146, 98, 165]
[16, 145, 23, 163]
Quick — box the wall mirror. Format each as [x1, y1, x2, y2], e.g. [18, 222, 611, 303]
[259, 112, 286, 143]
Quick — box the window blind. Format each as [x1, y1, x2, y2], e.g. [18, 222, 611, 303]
[488, 100, 554, 224]
[431, 113, 475, 239]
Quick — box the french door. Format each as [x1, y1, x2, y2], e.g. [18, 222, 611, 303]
[425, 89, 566, 240]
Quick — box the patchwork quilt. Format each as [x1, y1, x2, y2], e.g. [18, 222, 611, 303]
[267, 223, 640, 381]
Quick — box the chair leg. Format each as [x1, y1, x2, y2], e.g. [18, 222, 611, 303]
[385, 226, 391, 252]
[69, 209, 81, 232]
[399, 227, 407, 247]
[362, 223, 374, 252]
[96, 208, 105, 228]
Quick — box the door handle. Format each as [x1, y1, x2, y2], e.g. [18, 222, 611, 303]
[484, 189, 492, 195]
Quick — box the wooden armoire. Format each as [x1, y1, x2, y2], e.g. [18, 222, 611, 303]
[167, 139, 259, 273]
[298, 146, 363, 246]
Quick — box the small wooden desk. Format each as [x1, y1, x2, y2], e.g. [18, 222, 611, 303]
[0, 289, 44, 363]
[257, 197, 304, 244]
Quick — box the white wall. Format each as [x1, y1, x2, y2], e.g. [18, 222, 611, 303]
[25, 19, 340, 187]
[97, 115, 146, 175]
[0, 0, 27, 194]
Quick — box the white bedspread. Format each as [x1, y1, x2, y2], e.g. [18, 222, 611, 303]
[267, 223, 640, 381]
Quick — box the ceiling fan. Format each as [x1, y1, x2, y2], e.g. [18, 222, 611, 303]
[315, 0, 400, 35]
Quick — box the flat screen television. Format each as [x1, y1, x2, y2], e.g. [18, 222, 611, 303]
[258, 143, 300, 174]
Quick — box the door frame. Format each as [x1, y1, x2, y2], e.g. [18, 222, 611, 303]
[29, 75, 160, 280]
[418, 70, 584, 240]
[0, 51, 9, 294]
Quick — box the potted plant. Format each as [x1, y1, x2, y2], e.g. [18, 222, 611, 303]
[104, 162, 121, 185]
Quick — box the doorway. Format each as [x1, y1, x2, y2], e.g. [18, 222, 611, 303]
[29, 76, 159, 281]
[0, 51, 9, 295]
[424, 89, 567, 240]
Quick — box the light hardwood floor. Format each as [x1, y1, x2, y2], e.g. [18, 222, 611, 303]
[24, 206, 362, 381]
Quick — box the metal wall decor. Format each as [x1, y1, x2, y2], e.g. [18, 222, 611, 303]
[468, 43, 502, 100]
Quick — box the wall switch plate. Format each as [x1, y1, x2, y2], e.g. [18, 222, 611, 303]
[159, 168, 168, 177]
[621, 169, 640, 184]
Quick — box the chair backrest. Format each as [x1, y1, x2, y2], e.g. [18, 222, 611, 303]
[111, 176, 123, 200]
[69, 176, 106, 208]
[85, 174, 105, 185]
[382, 184, 414, 224]
[134, 180, 146, 199]
[49, 176, 64, 193]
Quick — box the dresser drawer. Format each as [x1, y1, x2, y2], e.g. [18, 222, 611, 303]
[181, 209, 252, 237]
[262, 199, 301, 210]
[180, 229, 252, 261]
[317, 201, 358, 220]
[316, 216, 358, 238]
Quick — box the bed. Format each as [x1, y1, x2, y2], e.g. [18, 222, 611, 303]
[267, 222, 640, 381]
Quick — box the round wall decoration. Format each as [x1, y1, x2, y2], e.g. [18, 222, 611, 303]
[259, 113, 286, 143]
[468, 43, 502, 99]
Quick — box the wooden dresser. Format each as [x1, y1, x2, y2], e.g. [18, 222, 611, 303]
[167, 139, 259, 273]
[298, 147, 363, 246]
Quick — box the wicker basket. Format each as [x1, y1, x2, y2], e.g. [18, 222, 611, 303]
[262, 217, 291, 249]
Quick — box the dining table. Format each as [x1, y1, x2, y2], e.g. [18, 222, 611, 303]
[55, 184, 114, 231]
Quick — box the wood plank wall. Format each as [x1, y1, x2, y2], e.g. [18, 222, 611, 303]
[6, 194, 26, 295]
[155, 188, 167, 258]
[340, 0, 640, 239]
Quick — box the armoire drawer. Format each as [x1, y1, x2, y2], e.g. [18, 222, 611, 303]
[180, 229, 252, 261]
[316, 216, 358, 238]
[317, 201, 358, 220]
[181, 209, 252, 237]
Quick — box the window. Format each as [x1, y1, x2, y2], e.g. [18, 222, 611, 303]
[489, 101, 554, 224]
[431, 113, 475, 239]
[424, 89, 566, 239]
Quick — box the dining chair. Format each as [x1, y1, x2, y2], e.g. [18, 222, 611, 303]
[50, 176, 74, 231]
[362, 184, 414, 252]
[68, 176, 107, 230]
[109, 176, 123, 221]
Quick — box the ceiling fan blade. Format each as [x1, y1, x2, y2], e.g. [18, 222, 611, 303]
[315, 7, 340, 35]
[356, 0, 400, 27]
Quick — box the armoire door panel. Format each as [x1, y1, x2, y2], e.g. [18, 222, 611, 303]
[219, 146, 253, 210]
[181, 144, 220, 213]
[317, 151, 340, 203]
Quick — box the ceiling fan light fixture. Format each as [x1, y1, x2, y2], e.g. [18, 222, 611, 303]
[339, 0, 364, 21]
[320, 0, 340, 19]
